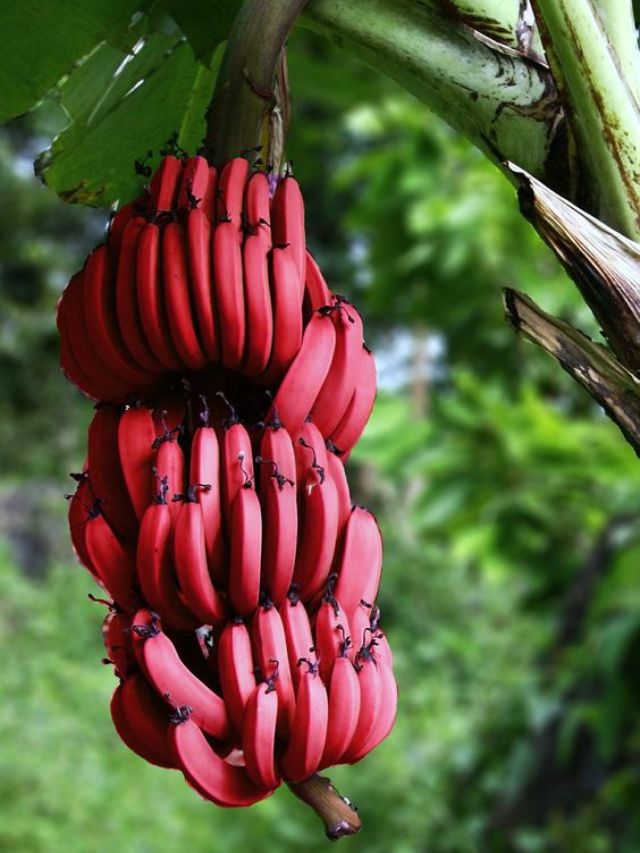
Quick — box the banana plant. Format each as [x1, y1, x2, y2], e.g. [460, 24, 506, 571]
[3, 0, 640, 839]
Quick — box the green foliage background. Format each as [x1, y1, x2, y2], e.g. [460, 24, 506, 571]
[2, 9, 640, 852]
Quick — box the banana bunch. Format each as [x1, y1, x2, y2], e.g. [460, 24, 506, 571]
[63, 154, 396, 809]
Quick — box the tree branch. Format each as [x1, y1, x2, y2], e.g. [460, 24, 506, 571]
[504, 288, 640, 456]
[206, 0, 308, 169]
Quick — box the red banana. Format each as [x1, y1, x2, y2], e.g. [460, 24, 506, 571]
[136, 483, 198, 632]
[270, 310, 336, 435]
[311, 299, 365, 436]
[304, 251, 332, 312]
[118, 405, 156, 520]
[242, 233, 273, 377]
[187, 209, 219, 361]
[174, 489, 227, 626]
[67, 474, 100, 580]
[348, 659, 397, 763]
[111, 676, 174, 769]
[280, 660, 328, 783]
[263, 246, 303, 382]
[252, 604, 296, 736]
[136, 222, 182, 371]
[131, 609, 231, 740]
[58, 313, 97, 401]
[244, 171, 271, 243]
[85, 512, 138, 612]
[88, 405, 138, 544]
[217, 620, 257, 737]
[333, 507, 383, 622]
[102, 609, 135, 678]
[58, 271, 126, 401]
[82, 244, 152, 392]
[258, 426, 297, 605]
[242, 681, 280, 790]
[148, 154, 182, 211]
[294, 420, 329, 485]
[216, 157, 249, 234]
[177, 155, 210, 210]
[152, 433, 185, 520]
[326, 448, 352, 536]
[320, 654, 361, 769]
[117, 672, 174, 768]
[348, 604, 372, 664]
[116, 217, 166, 374]
[314, 595, 352, 684]
[220, 421, 254, 521]
[189, 425, 225, 582]
[342, 643, 381, 763]
[329, 345, 377, 458]
[170, 714, 273, 806]
[108, 200, 137, 252]
[292, 444, 339, 602]
[228, 484, 262, 617]
[213, 221, 245, 369]
[279, 591, 316, 692]
[271, 176, 306, 290]
[162, 221, 208, 370]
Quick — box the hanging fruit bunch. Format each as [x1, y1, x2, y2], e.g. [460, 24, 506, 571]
[60, 149, 397, 830]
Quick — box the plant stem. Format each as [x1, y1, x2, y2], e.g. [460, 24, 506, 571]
[530, 0, 640, 238]
[302, 0, 559, 183]
[206, 0, 308, 169]
[287, 774, 362, 839]
[594, 0, 640, 101]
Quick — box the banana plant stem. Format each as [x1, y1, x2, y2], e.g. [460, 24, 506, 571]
[206, 0, 308, 170]
[531, 0, 640, 238]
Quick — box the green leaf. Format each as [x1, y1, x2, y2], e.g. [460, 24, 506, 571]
[0, 0, 140, 123]
[36, 35, 220, 207]
[162, 0, 241, 61]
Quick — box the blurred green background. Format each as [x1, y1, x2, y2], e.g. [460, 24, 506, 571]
[3, 24, 640, 853]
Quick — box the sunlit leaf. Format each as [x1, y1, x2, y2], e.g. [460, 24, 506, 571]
[0, 0, 140, 122]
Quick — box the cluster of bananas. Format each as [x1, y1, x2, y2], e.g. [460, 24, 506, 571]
[62, 154, 397, 807]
